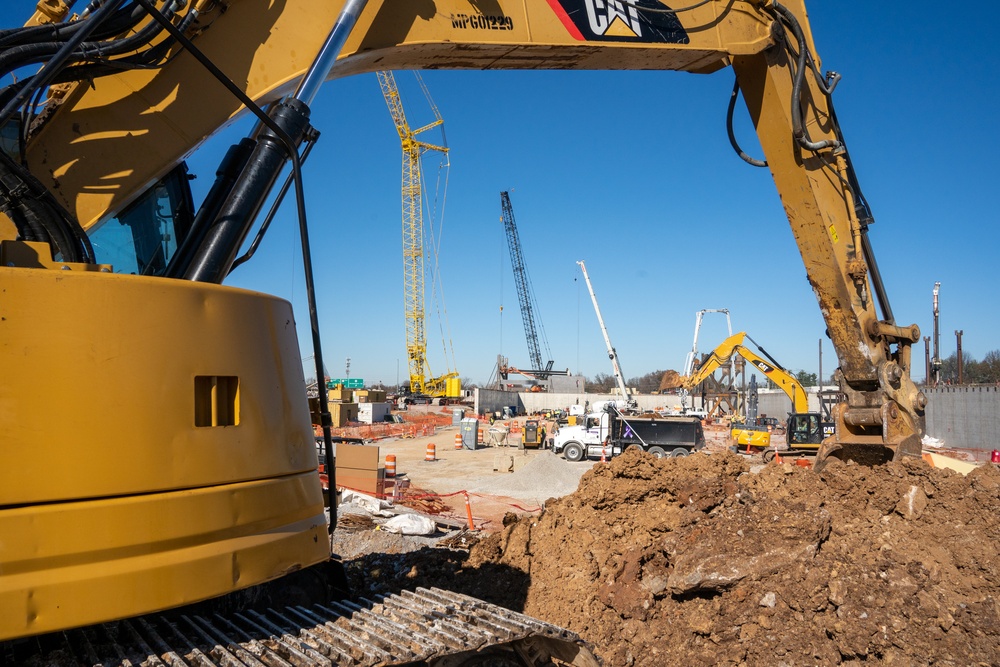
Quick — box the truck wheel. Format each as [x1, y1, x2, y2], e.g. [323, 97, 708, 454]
[647, 446, 667, 459]
[671, 447, 689, 458]
[563, 442, 585, 462]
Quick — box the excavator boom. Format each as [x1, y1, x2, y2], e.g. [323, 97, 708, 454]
[682, 332, 811, 415]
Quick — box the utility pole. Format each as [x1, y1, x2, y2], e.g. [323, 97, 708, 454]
[956, 330, 964, 385]
[924, 337, 931, 386]
[931, 282, 941, 386]
[818, 338, 823, 390]
[818, 338, 831, 419]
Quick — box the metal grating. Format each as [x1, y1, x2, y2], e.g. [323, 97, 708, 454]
[7, 588, 593, 667]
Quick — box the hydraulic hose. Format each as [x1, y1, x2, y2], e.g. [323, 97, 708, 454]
[771, 2, 841, 153]
[0, 0, 128, 123]
[726, 78, 767, 167]
[0, 0, 179, 80]
[0, 140, 95, 262]
[0, 2, 142, 49]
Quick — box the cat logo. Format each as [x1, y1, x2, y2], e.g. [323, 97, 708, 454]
[546, 0, 690, 44]
[752, 360, 776, 374]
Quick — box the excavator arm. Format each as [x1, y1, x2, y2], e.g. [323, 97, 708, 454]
[737, 346, 810, 416]
[680, 331, 749, 395]
[682, 331, 811, 415]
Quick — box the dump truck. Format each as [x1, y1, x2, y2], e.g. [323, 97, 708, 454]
[554, 407, 705, 461]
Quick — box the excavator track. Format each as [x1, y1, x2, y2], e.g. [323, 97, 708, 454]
[5, 588, 599, 667]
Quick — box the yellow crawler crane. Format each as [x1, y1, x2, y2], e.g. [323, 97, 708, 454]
[376, 70, 460, 400]
[1, 0, 926, 663]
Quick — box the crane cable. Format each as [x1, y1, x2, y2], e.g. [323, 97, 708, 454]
[414, 72, 459, 377]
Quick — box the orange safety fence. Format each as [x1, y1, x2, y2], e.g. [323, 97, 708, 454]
[333, 481, 543, 526]
[314, 421, 440, 440]
[403, 413, 453, 427]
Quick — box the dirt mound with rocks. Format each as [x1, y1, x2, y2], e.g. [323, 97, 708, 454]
[343, 449, 1000, 665]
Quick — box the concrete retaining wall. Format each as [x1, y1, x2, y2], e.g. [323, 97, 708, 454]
[924, 385, 1000, 451]
[474, 385, 1000, 451]
[474, 388, 684, 417]
[756, 389, 824, 420]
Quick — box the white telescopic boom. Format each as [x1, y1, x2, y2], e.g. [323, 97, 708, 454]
[577, 260, 633, 407]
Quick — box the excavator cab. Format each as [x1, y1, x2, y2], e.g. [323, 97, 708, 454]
[787, 413, 823, 446]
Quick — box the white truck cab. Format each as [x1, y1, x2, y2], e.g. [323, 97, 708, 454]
[552, 412, 617, 462]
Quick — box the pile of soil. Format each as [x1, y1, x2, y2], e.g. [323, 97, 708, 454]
[343, 449, 1000, 665]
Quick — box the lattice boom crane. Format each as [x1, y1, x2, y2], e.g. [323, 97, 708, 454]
[500, 191, 553, 377]
[376, 70, 458, 397]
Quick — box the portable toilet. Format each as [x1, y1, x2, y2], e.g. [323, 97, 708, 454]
[460, 417, 480, 450]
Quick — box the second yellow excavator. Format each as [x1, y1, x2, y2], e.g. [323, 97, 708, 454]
[681, 332, 835, 458]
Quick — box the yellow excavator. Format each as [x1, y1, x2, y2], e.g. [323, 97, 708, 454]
[0, 1, 926, 664]
[682, 332, 835, 457]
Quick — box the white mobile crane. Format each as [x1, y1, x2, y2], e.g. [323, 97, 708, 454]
[577, 260, 636, 411]
[682, 308, 733, 378]
[680, 308, 733, 415]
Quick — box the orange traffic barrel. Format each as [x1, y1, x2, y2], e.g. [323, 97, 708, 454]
[425, 443, 436, 462]
[385, 454, 396, 478]
[477, 429, 484, 444]
[454, 433, 463, 450]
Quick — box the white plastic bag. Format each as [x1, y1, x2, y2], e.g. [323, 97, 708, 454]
[381, 513, 437, 535]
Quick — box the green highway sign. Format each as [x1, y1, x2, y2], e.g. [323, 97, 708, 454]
[327, 378, 364, 389]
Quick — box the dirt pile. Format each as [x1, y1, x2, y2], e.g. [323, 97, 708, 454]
[344, 449, 1000, 665]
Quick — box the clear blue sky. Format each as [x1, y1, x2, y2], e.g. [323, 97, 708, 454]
[4, 2, 998, 388]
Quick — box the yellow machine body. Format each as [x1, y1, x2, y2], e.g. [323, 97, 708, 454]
[0, 259, 327, 640]
[732, 427, 772, 448]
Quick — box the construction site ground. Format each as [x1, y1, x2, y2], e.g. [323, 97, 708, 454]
[333, 409, 1000, 665]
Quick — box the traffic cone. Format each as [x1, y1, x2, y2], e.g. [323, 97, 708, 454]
[601, 445, 607, 463]
[775, 451, 784, 464]
[464, 492, 475, 530]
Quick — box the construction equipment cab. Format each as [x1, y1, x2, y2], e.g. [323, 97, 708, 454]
[1, 0, 925, 662]
[521, 419, 547, 449]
